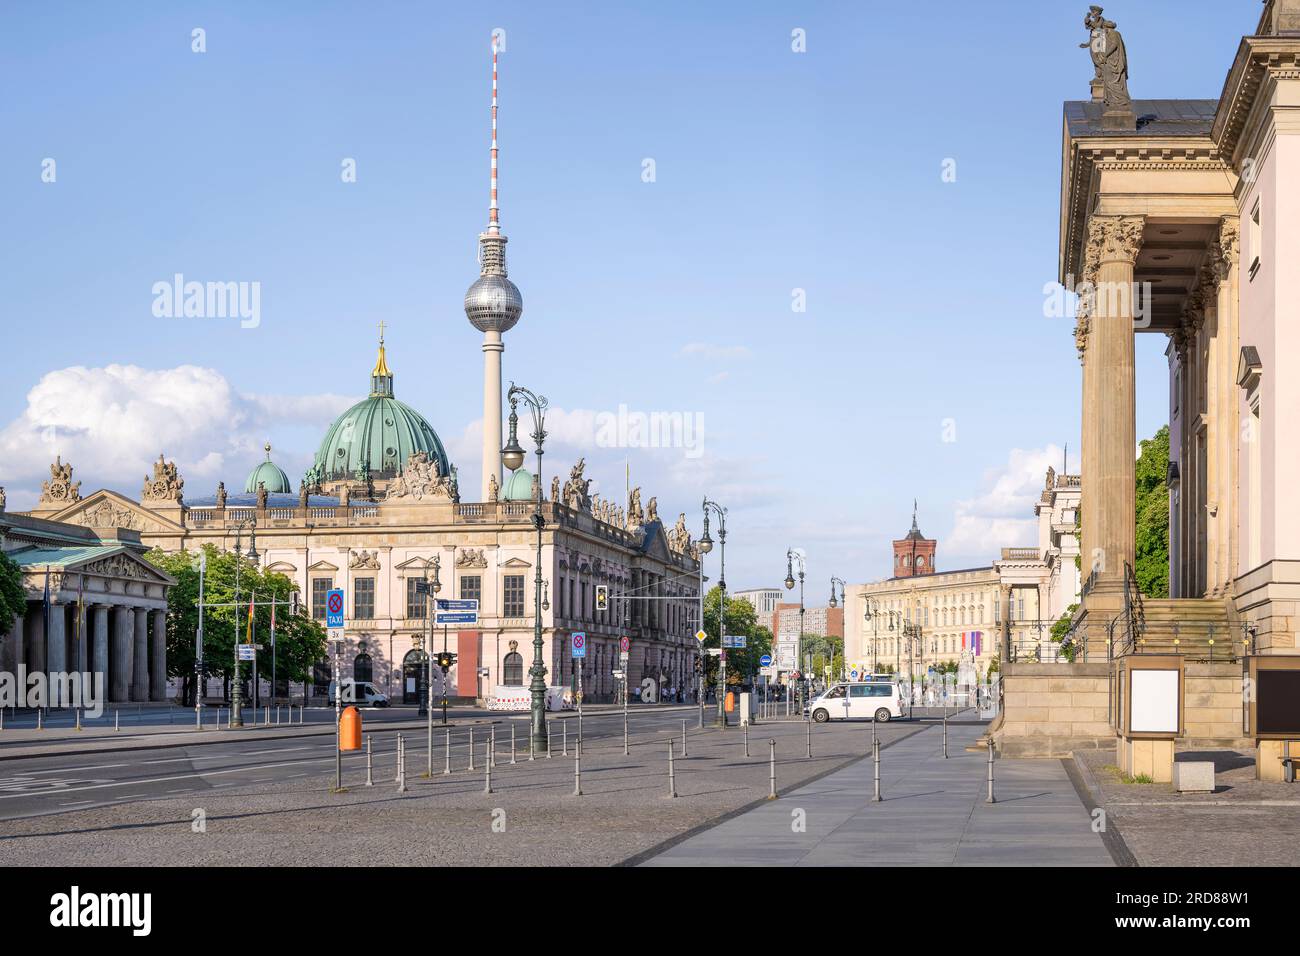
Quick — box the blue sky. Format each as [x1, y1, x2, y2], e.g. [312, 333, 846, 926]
[0, 0, 1252, 592]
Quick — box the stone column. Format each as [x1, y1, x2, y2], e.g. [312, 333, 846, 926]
[111, 606, 132, 703]
[132, 609, 149, 701]
[92, 605, 109, 689]
[149, 609, 167, 702]
[1078, 300, 1098, 586]
[46, 601, 67, 705]
[1087, 215, 1143, 594]
[1212, 217, 1240, 595]
[25, 608, 46, 677]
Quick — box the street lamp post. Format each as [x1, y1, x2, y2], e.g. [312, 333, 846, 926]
[699, 498, 726, 727]
[503, 383, 549, 753]
[784, 548, 806, 710]
[229, 519, 258, 728]
[828, 576, 846, 680]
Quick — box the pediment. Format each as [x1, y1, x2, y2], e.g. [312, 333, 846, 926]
[265, 561, 298, 573]
[500, 557, 532, 569]
[308, 559, 340, 572]
[49, 489, 185, 534]
[637, 520, 673, 563]
[71, 548, 176, 586]
[395, 556, 436, 570]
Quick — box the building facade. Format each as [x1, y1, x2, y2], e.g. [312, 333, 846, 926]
[1063, 0, 1300, 654]
[1, 481, 174, 706]
[845, 473, 1083, 677]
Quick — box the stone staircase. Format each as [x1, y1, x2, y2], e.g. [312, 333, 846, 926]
[1123, 596, 1241, 660]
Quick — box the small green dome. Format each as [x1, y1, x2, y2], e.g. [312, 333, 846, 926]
[310, 334, 451, 483]
[502, 467, 535, 501]
[245, 443, 292, 494]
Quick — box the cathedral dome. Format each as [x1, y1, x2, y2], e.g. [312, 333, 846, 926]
[244, 444, 292, 494]
[501, 467, 535, 501]
[309, 333, 451, 485]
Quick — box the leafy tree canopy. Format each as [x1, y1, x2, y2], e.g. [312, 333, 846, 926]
[0, 551, 27, 637]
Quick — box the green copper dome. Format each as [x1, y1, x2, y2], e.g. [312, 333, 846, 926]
[309, 334, 451, 484]
[502, 467, 535, 501]
[245, 443, 292, 494]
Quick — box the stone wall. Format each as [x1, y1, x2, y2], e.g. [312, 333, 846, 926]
[993, 660, 1250, 757]
[994, 662, 1113, 758]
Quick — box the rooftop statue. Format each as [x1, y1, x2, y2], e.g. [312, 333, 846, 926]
[1082, 6, 1134, 128]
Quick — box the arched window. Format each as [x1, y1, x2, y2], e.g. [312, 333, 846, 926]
[502, 652, 524, 686]
[353, 652, 373, 684]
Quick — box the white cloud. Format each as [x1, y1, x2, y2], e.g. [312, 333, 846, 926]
[679, 343, 752, 361]
[0, 364, 354, 506]
[944, 444, 1063, 563]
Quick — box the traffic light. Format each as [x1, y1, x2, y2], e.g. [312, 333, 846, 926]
[595, 585, 608, 612]
[436, 651, 457, 671]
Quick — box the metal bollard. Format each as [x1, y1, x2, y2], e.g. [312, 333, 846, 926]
[76, 708, 82, 732]
[399, 735, 409, 793]
[573, 739, 582, 796]
[682, 719, 687, 757]
[444, 728, 452, 775]
[468, 727, 475, 771]
[624, 711, 629, 756]
[264, 706, 269, 726]
[872, 737, 882, 802]
[36, 708, 42, 731]
[366, 735, 373, 786]
[562, 721, 568, 757]
[943, 715, 948, 758]
[986, 744, 996, 804]
[510, 723, 517, 765]
[806, 717, 812, 759]
[116, 709, 120, 732]
[744, 721, 749, 758]
[485, 740, 493, 794]
[667, 739, 677, 798]
[395, 733, 403, 784]
[490, 724, 496, 768]
[298, 705, 304, 725]
[546, 722, 552, 759]
[768, 739, 777, 799]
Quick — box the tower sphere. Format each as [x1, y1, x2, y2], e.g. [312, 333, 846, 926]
[464, 273, 523, 333]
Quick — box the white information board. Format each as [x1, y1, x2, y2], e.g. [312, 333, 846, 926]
[1130, 669, 1179, 734]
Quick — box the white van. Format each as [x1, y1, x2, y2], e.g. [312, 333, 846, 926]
[328, 680, 390, 707]
[808, 681, 907, 723]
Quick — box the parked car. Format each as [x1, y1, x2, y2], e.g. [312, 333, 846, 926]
[327, 680, 390, 707]
[807, 681, 906, 723]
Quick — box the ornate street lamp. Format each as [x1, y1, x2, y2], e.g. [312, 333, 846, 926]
[229, 518, 258, 728]
[784, 548, 806, 708]
[504, 383, 549, 752]
[702, 498, 727, 726]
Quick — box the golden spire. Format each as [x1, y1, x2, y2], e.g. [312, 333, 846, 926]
[372, 320, 392, 377]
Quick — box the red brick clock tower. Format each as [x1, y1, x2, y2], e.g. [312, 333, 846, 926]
[892, 502, 936, 578]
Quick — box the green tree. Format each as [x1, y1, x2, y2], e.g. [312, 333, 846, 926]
[0, 551, 27, 637]
[146, 545, 327, 705]
[1134, 425, 1170, 598]
[699, 586, 773, 689]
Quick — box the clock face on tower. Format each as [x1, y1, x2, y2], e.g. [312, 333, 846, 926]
[916, 556, 925, 567]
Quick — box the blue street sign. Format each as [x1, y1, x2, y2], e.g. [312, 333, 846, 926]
[435, 598, 479, 626]
[759, 654, 773, 667]
[326, 589, 345, 629]
[571, 632, 587, 659]
[722, 634, 747, 649]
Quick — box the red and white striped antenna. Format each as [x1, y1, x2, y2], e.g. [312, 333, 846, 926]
[488, 32, 500, 235]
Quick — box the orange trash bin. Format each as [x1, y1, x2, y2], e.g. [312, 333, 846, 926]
[725, 692, 735, 713]
[339, 706, 362, 751]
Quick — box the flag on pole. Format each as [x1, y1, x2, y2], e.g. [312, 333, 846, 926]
[246, 595, 255, 644]
[270, 600, 276, 648]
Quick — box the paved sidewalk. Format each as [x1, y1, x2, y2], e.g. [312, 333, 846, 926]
[642, 724, 1114, 866]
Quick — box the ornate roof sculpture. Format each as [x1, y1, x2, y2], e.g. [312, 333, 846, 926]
[142, 454, 184, 504]
[40, 456, 82, 506]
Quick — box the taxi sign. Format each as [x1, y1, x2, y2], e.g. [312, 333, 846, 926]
[571, 632, 587, 658]
[326, 589, 345, 628]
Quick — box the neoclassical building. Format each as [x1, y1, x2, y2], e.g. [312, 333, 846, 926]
[30, 342, 703, 705]
[844, 474, 1083, 677]
[1064, 0, 1300, 653]
[1, 468, 175, 706]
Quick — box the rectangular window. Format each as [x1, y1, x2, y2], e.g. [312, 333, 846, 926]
[1249, 199, 1261, 280]
[503, 575, 525, 618]
[311, 578, 332, 621]
[354, 577, 375, 620]
[406, 578, 427, 619]
[460, 574, 482, 605]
